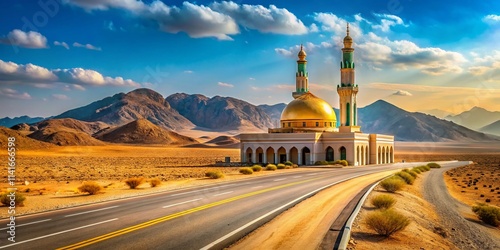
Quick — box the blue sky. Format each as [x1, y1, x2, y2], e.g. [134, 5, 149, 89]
[0, 0, 499, 117]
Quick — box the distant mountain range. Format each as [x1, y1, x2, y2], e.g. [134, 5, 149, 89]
[1, 88, 498, 144]
[445, 107, 500, 136]
[0, 116, 44, 128]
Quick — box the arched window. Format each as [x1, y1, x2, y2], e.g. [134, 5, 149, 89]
[354, 103, 357, 126]
[346, 103, 350, 126]
[316, 122, 319, 127]
[326, 147, 334, 161]
[340, 146, 347, 161]
[303, 122, 306, 127]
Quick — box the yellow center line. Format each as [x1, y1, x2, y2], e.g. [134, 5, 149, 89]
[57, 177, 323, 250]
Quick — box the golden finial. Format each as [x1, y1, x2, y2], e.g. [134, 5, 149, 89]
[300, 44, 303, 51]
[347, 23, 350, 36]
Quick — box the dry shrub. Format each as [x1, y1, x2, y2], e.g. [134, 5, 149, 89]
[239, 167, 254, 175]
[396, 171, 415, 185]
[77, 182, 102, 195]
[251, 165, 263, 172]
[292, 164, 299, 168]
[266, 164, 277, 171]
[411, 167, 422, 174]
[277, 163, 286, 169]
[365, 209, 410, 237]
[125, 177, 144, 189]
[427, 162, 441, 168]
[149, 178, 162, 187]
[315, 160, 329, 165]
[0, 192, 26, 206]
[371, 194, 396, 209]
[284, 161, 293, 166]
[380, 176, 406, 193]
[205, 171, 224, 179]
[472, 204, 500, 226]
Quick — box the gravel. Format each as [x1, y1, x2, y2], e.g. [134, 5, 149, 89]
[422, 162, 500, 250]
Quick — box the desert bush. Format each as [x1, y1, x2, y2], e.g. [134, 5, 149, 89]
[365, 209, 410, 237]
[266, 164, 277, 171]
[77, 182, 102, 195]
[408, 170, 419, 178]
[251, 165, 263, 172]
[239, 167, 254, 175]
[472, 204, 500, 226]
[149, 178, 162, 187]
[292, 164, 299, 168]
[284, 161, 293, 166]
[277, 163, 286, 169]
[125, 177, 144, 189]
[0, 192, 26, 206]
[315, 160, 329, 165]
[396, 171, 415, 185]
[328, 161, 336, 165]
[411, 167, 422, 174]
[338, 160, 348, 166]
[380, 176, 406, 193]
[418, 165, 431, 172]
[205, 171, 224, 179]
[371, 194, 396, 209]
[427, 162, 441, 168]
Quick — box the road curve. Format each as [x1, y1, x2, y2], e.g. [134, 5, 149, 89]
[0, 163, 419, 250]
[422, 162, 500, 250]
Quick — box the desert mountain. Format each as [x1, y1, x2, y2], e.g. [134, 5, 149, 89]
[0, 127, 53, 149]
[445, 107, 500, 130]
[28, 118, 108, 146]
[55, 88, 194, 130]
[206, 135, 239, 146]
[257, 103, 287, 126]
[421, 109, 454, 119]
[0, 115, 44, 128]
[95, 119, 197, 145]
[166, 93, 273, 131]
[359, 100, 496, 142]
[479, 120, 500, 136]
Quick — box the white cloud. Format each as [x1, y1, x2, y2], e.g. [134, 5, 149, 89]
[249, 77, 255, 80]
[392, 90, 412, 96]
[372, 13, 406, 32]
[211, 1, 308, 35]
[0, 59, 141, 88]
[274, 48, 293, 57]
[0, 29, 47, 49]
[275, 41, 332, 58]
[184, 70, 194, 74]
[217, 81, 234, 87]
[52, 94, 69, 100]
[73, 42, 101, 51]
[54, 41, 69, 49]
[483, 14, 500, 24]
[309, 23, 319, 33]
[64, 0, 147, 12]
[0, 88, 31, 100]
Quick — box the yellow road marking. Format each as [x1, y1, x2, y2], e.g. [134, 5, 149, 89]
[57, 177, 321, 250]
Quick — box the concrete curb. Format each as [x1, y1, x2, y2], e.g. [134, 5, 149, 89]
[336, 176, 389, 250]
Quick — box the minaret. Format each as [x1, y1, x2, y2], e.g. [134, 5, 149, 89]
[337, 24, 360, 132]
[293, 44, 309, 99]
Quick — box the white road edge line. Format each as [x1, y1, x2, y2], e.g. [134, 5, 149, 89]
[65, 206, 119, 217]
[200, 172, 373, 250]
[163, 198, 203, 208]
[213, 191, 234, 197]
[0, 219, 52, 230]
[0, 218, 118, 249]
[170, 184, 235, 197]
[273, 178, 286, 181]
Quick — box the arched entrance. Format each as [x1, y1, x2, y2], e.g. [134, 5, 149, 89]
[278, 147, 286, 163]
[340, 146, 347, 161]
[246, 147, 253, 163]
[256, 147, 263, 163]
[356, 146, 360, 166]
[302, 147, 311, 165]
[326, 146, 334, 161]
[290, 147, 299, 164]
[266, 147, 275, 164]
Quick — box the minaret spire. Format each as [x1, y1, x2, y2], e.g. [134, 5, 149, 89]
[347, 23, 350, 36]
[293, 45, 309, 98]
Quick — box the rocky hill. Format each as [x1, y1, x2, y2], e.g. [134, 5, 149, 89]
[95, 119, 197, 145]
[166, 93, 273, 131]
[28, 118, 108, 146]
[359, 100, 496, 142]
[55, 88, 194, 130]
[0, 116, 44, 128]
[445, 107, 500, 130]
[0, 127, 54, 149]
[479, 120, 500, 136]
[258, 103, 287, 127]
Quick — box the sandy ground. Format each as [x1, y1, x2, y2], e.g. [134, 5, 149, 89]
[350, 171, 456, 250]
[229, 170, 399, 250]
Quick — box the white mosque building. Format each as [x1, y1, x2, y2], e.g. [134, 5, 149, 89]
[240, 24, 395, 166]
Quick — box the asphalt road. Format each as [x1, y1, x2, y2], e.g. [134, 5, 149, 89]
[0, 163, 429, 250]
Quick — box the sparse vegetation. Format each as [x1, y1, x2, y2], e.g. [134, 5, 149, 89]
[277, 163, 286, 169]
[0, 192, 26, 206]
[315, 160, 329, 165]
[251, 165, 263, 172]
[396, 171, 415, 185]
[411, 167, 422, 174]
[239, 167, 254, 175]
[292, 164, 299, 168]
[365, 209, 410, 237]
[427, 162, 441, 168]
[149, 178, 162, 187]
[371, 194, 396, 209]
[125, 177, 144, 189]
[77, 182, 102, 195]
[336, 160, 349, 166]
[205, 171, 224, 179]
[266, 164, 277, 171]
[472, 204, 500, 226]
[284, 161, 293, 166]
[380, 176, 406, 193]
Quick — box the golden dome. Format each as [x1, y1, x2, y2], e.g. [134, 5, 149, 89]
[298, 44, 306, 60]
[343, 23, 353, 48]
[280, 92, 336, 122]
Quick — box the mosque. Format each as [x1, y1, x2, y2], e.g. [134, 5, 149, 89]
[240, 24, 395, 166]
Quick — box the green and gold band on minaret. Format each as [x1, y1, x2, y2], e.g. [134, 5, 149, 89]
[293, 44, 309, 98]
